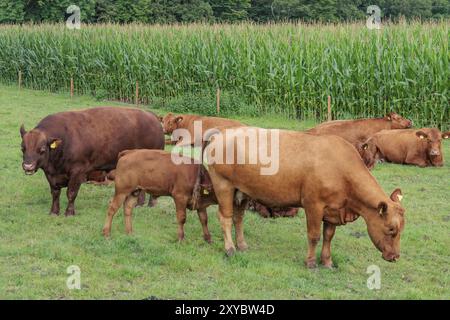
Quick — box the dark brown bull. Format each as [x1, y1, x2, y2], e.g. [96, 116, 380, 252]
[360, 128, 449, 167]
[20, 107, 164, 216]
[204, 127, 405, 268]
[102, 149, 217, 243]
[307, 112, 412, 148]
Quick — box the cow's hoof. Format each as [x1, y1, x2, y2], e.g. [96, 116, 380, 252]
[306, 260, 318, 269]
[225, 247, 236, 257]
[102, 228, 110, 238]
[237, 242, 248, 251]
[64, 211, 75, 217]
[49, 212, 59, 217]
[204, 235, 212, 244]
[321, 261, 334, 269]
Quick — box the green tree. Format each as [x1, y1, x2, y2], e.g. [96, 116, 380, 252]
[209, 0, 251, 22]
[0, 0, 25, 23]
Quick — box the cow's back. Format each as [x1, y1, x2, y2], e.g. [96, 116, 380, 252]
[308, 118, 389, 145]
[209, 128, 372, 208]
[37, 107, 164, 171]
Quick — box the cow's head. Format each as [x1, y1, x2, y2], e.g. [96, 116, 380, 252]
[20, 125, 62, 175]
[385, 112, 412, 129]
[416, 128, 448, 167]
[162, 113, 183, 134]
[366, 189, 405, 262]
[358, 139, 382, 170]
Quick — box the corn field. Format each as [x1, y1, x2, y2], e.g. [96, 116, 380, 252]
[0, 22, 448, 128]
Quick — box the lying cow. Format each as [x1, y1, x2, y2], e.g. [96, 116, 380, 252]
[307, 112, 412, 148]
[102, 149, 217, 243]
[247, 200, 299, 218]
[162, 113, 243, 145]
[204, 127, 405, 268]
[360, 128, 449, 167]
[20, 107, 164, 216]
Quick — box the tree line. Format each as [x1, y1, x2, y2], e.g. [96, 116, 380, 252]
[0, 0, 448, 24]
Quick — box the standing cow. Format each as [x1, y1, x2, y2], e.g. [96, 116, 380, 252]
[20, 107, 164, 216]
[204, 127, 405, 267]
[360, 128, 449, 167]
[307, 112, 412, 147]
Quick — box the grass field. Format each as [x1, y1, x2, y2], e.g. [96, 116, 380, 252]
[0, 84, 449, 299]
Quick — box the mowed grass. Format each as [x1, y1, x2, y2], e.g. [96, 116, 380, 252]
[0, 84, 449, 299]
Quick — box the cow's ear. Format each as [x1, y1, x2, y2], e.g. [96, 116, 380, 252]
[390, 188, 403, 203]
[416, 131, 428, 140]
[175, 116, 183, 124]
[442, 132, 450, 139]
[20, 124, 26, 138]
[385, 112, 394, 121]
[377, 201, 388, 216]
[48, 138, 62, 149]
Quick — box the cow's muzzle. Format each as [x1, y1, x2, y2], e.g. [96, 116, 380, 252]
[22, 163, 37, 175]
[429, 149, 440, 156]
[382, 252, 400, 262]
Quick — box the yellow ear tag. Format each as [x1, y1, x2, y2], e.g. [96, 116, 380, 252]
[203, 189, 209, 195]
[50, 141, 57, 149]
[419, 135, 425, 139]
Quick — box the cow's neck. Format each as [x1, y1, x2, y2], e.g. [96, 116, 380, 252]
[346, 171, 389, 220]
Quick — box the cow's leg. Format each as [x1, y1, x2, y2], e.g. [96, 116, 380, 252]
[103, 193, 127, 238]
[136, 190, 146, 207]
[197, 208, 211, 243]
[65, 173, 85, 216]
[50, 186, 61, 216]
[124, 194, 139, 235]
[321, 222, 336, 268]
[148, 195, 158, 207]
[233, 201, 248, 251]
[304, 203, 324, 269]
[216, 187, 236, 256]
[174, 197, 188, 242]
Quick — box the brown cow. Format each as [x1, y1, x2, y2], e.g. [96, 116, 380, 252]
[204, 127, 405, 268]
[20, 107, 164, 216]
[307, 112, 412, 147]
[102, 149, 217, 243]
[162, 113, 243, 145]
[361, 128, 449, 167]
[247, 200, 299, 218]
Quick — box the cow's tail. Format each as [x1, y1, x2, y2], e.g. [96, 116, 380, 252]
[191, 129, 221, 210]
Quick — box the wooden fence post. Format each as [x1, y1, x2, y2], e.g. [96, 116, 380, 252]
[327, 95, 332, 121]
[216, 88, 221, 114]
[70, 77, 74, 98]
[18, 71, 22, 90]
[135, 81, 139, 106]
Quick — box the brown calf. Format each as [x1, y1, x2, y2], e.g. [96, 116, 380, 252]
[102, 149, 217, 242]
